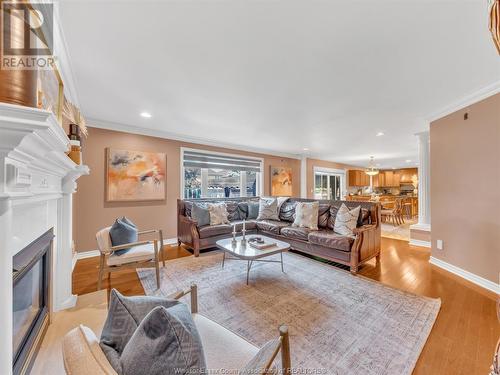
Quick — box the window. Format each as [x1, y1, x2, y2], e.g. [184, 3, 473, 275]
[181, 148, 263, 199]
[313, 168, 346, 200]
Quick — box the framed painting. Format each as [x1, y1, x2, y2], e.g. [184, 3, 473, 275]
[270, 166, 292, 196]
[106, 148, 166, 202]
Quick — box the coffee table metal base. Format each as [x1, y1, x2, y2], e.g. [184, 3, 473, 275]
[222, 251, 284, 285]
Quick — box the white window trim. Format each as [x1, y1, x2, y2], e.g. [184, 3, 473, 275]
[180, 147, 264, 199]
[313, 166, 347, 200]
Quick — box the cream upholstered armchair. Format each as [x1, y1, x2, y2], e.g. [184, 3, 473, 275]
[95, 227, 165, 290]
[62, 284, 291, 375]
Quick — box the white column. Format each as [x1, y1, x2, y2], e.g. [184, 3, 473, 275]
[300, 157, 307, 198]
[201, 168, 208, 198]
[416, 131, 431, 227]
[240, 171, 247, 197]
[0, 197, 13, 375]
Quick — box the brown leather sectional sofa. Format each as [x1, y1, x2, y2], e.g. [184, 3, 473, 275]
[177, 197, 381, 274]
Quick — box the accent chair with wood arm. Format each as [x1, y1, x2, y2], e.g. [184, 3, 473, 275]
[95, 227, 165, 290]
[61, 284, 292, 375]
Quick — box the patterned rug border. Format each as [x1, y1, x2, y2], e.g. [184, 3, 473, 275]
[137, 250, 441, 374]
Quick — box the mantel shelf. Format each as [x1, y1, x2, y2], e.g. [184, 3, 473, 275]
[0, 102, 90, 199]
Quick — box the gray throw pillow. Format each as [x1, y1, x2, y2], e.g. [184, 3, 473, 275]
[120, 305, 206, 375]
[109, 217, 138, 255]
[191, 203, 210, 226]
[257, 198, 280, 221]
[237, 202, 248, 219]
[247, 202, 259, 219]
[100, 289, 181, 371]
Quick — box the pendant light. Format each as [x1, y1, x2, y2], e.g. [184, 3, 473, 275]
[365, 156, 379, 176]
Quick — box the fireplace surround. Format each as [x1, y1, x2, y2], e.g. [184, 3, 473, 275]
[12, 229, 53, 375]
[0, 103, 89, 375]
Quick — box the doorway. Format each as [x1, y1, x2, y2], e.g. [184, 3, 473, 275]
[313, 168, 346, 200]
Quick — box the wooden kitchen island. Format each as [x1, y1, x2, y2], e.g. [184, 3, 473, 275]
[346, 195, 418, 218]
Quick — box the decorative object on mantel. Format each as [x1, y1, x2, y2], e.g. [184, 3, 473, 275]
[106, 148, 167, 202]
[63, 99, 88, 165]
[489, 0, 500, 54]
[365, 156, 380, 176]
[270, 166, 292, 196]
[37, 67, 64, 123]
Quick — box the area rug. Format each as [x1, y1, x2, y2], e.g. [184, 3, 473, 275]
[137, 251, 440, 375]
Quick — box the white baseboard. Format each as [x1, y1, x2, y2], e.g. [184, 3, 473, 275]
[409, 223, 431, 232]
[75, 237, 178, 261]
[409, 239, 431, 248]
[429, 256, 500, 294]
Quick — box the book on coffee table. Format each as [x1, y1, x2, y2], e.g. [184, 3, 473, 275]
[248, 241, 276, 250]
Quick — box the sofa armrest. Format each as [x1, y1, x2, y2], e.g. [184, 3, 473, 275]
[350, 223, 381, 273]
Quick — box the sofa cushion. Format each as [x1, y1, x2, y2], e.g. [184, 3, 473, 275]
[192, 202, 210, 226]
[318, 204, 330, 228]
[224, 201, 240, 221]
[358, 207, 371, 226]
[279, 200, 297, 222]
[198, 224, 232, 239]
[120, 305, 206, 375]
[255, 220, 290, 235]
[308, 230, 354, 252]
[281, 226, 311, 241]
[207, 203, 230, 225]
[292, 201, 319, 230]
[334, 203, 360, 236]
[231, 220, 257, 232]
[237, 202, 248, 219]
[257, 198, 280, 221]
[247, 201, 259, 219]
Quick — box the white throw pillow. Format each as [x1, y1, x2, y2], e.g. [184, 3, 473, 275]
[334, 203, 361, 236]
[292, 201, 319, 230]
[257, 198, 280, 221]
[207, 203, 230, 225]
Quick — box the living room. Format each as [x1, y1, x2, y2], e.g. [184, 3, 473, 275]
[0, 1, 499, 375]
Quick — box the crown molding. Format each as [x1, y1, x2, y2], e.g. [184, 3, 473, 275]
[426, 80, 500, 123]
[87, 117, 303, 160]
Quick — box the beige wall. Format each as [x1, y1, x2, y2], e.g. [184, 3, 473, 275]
[74, 127, 301, 252]
[430, 93, 500, 283]
[305, 158, 360, 198]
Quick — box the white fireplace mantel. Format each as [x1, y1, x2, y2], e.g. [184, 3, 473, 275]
[0, 102, 89, 375]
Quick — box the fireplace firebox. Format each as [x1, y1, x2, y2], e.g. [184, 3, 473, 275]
[12, 229, 53, 375]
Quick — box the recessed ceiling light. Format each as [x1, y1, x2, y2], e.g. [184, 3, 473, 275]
[140, 112, 152, 118]
[405, 159, 412, 163]
[391, 167, 396, 169]
[302, 147, 309, 151]
[376, 163, 381, 167]
[376, 132, 385, 137]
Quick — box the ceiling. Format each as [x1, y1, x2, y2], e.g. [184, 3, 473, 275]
[59, 0, 500, 168]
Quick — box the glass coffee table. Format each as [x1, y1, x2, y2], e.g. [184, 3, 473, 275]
[216, 234, 290, 285]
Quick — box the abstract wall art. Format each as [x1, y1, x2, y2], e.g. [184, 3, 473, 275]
[270, 166, 292, 196]
[106, 148, 166, 201]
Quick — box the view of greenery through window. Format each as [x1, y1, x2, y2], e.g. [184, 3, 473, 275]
[184, 167, 258, 198]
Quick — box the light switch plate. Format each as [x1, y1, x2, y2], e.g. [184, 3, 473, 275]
[437, 240, 443, 250]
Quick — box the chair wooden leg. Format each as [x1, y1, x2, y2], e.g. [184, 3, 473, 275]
[154, 241, 161, 289]
[159, 230, 165, 267]
[280, 325, 291, 374]
[97, 254, 104, 290]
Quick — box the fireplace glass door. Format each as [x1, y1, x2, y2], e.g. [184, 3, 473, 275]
[13, 258, 44, 360]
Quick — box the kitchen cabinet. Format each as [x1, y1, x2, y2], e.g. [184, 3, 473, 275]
[348, 170, 370, 186]
[373, 171, 400, 187]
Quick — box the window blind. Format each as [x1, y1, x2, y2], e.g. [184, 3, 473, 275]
[183, 150, 261, 173]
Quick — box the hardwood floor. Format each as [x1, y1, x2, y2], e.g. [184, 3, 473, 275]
[72, 238, 499, 375]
